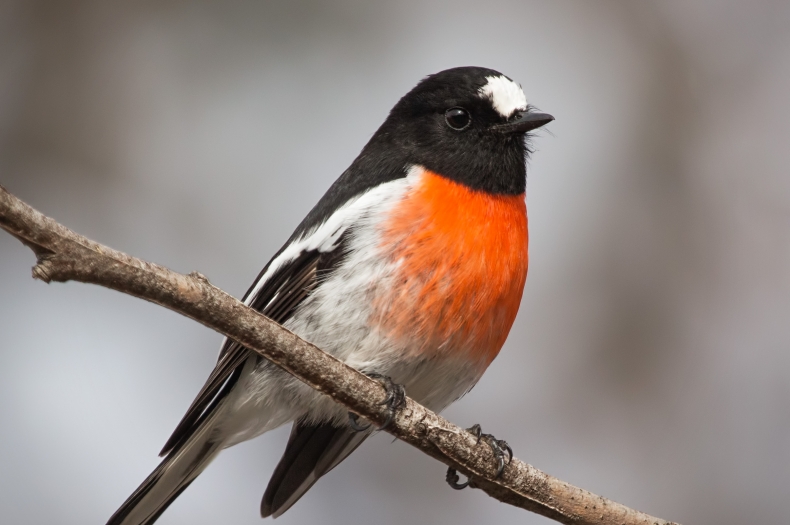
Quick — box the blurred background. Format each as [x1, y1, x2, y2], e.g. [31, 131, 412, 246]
[2, 1, 790, 524]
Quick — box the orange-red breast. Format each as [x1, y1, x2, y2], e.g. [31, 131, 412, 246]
[107, 66, 553, 525]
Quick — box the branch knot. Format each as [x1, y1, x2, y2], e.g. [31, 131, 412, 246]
[32, 257, 54, 283]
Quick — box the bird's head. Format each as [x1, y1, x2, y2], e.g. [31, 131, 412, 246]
[370, 66, 553, 194]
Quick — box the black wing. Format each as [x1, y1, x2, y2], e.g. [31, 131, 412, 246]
[159, 233, 350, 457]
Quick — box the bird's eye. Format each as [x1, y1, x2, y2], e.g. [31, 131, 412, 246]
[444, 107, 471, 130]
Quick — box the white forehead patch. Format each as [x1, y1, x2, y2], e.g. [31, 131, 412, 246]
[478, 75, 528, 118]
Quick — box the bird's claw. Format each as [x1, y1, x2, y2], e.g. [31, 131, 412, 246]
[465, 423, 512, 476]
[347, 373, 406, 432]
[446, 467, 470, 490]
[370, 373, 406, 429]
[347, 412, 370, 432]
[444, 424, 513, 489]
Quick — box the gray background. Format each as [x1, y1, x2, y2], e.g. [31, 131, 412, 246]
[2, 1, 790, 524]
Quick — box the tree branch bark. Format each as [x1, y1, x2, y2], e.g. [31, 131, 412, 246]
[0, 184, 678, 525]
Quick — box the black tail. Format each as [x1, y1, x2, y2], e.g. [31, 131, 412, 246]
[107, 410, 224, 525]
[261, 421, 368, 518]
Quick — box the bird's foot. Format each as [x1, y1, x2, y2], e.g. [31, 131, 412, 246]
[347, 373, 406, 432]
[348, 412, 370, 432]
[468, 424, 513, 477]
[445, 424, 513, 490]
[446, 466, 471, 490]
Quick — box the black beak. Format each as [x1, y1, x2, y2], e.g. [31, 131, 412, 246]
[493, 110, 554, 134]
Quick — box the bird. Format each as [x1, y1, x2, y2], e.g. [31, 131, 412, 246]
[107, 66, 553, 524]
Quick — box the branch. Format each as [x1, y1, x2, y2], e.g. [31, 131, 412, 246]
[0, 184, 678, 525]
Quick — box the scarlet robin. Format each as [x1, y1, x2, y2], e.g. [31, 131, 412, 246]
[108, 66, 553, 524]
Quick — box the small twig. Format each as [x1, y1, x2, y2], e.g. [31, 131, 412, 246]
[0, 184, 679, 525]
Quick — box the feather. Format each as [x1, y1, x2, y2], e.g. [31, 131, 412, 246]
[261, 421, 368, 518]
